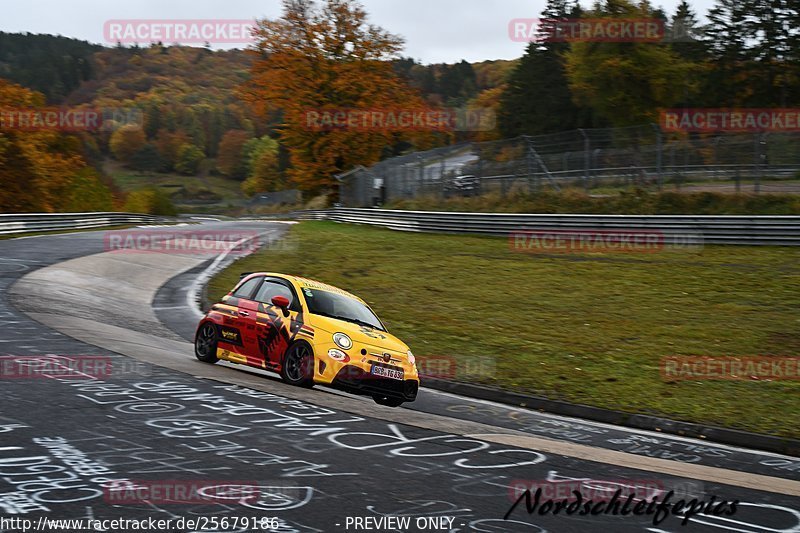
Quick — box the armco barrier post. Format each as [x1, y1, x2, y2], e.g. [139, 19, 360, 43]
[579, 128, 590, 192]
[651, 123, 663, 190]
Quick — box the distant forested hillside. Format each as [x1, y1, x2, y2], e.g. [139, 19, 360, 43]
[0, 29, 513, 211]
[0, 32, 101, 102]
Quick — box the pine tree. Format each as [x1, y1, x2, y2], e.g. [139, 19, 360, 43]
[703, 0, 754, 106]
[746, 0, 797, 106]
[703, 0, 798, 106]
[669, 1, 707, 62]
[497, 0, 592, 136]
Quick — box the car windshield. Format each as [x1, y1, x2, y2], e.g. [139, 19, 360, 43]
[302, 289, 385, 331]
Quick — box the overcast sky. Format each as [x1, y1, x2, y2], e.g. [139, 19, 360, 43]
[3, 0, 717, 64]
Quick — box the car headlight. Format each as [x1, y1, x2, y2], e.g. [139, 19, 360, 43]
[328, 349, 350, 362]
[333, 333, 352, 350]
[407, 350, 416, 365]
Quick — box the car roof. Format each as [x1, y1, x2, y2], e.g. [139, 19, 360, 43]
[245, 273, 365, 303]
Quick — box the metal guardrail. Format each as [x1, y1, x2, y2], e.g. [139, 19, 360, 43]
[284, 208, 800, 246]
[0, 212, 163, 236]
[338, 126, 800, 207]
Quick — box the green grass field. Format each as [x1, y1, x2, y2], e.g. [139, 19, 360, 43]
[208, 221, 800, 438]
[107, 162, 249, 213]
[388, 188, 800, 215]
[586, 178, 800, 196]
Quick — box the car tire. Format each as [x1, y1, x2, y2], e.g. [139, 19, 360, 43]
[195, 323, 219, 364]
[373, 395, 404, 408]
[280, 341, 315, 388]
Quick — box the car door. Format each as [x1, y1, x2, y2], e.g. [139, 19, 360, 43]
[236, 295, 264, 368]
[216, 276, 262, 365]
[251, 278, 302, 369]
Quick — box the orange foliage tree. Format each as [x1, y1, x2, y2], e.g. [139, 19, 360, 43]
[241, 0, 443, 192]
[155, 129, 192, 171]
[216, 129, 252, 179]
[109, 124, 147, 163]
[468, 85, 506, 143]
[0, 79, 111, 212]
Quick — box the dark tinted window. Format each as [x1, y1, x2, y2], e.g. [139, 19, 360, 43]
[303, 289, 384, 331]
[254, 281, 295, 307]
[232, 277, 262, 299]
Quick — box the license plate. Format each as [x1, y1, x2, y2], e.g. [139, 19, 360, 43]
[371, 365, 404, 381]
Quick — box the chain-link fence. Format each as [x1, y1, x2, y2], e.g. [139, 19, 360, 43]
[338, 125, 800, 207]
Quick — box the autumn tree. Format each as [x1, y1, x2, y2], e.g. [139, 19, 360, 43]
[131, 143, 164, 172]
[216, 129, 252, 179]
[123, 188, 177, 215]
[241, 136, 283, 195]
[109, 124, 147, 163]
[175, 144, 205, 175]
[60, 168, 114, 211]
[155, 128, 191, 171]
[564, 0, 695, 127]
[241, 0, 437, 192]
[0, 79, 112, 212]
[0, 135, 43, 212]
[468, 86, 505, 142]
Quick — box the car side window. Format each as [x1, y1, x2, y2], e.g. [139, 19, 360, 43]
[232, 277, 262, 299]
[254, 281, 295, 307]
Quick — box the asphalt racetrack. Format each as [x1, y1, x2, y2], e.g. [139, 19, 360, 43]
[0, 221, 797, 532]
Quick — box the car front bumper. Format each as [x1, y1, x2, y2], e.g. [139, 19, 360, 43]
[331, 365, 419, 401]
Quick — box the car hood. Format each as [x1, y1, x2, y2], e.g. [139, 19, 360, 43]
[308, 315, 409, 354]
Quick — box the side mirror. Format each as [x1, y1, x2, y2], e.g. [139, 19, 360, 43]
[272, 296, 290, 309]
[272, 295, 291, 317]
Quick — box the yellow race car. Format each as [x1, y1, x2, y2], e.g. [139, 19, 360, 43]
[195, 273, 419, 407]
